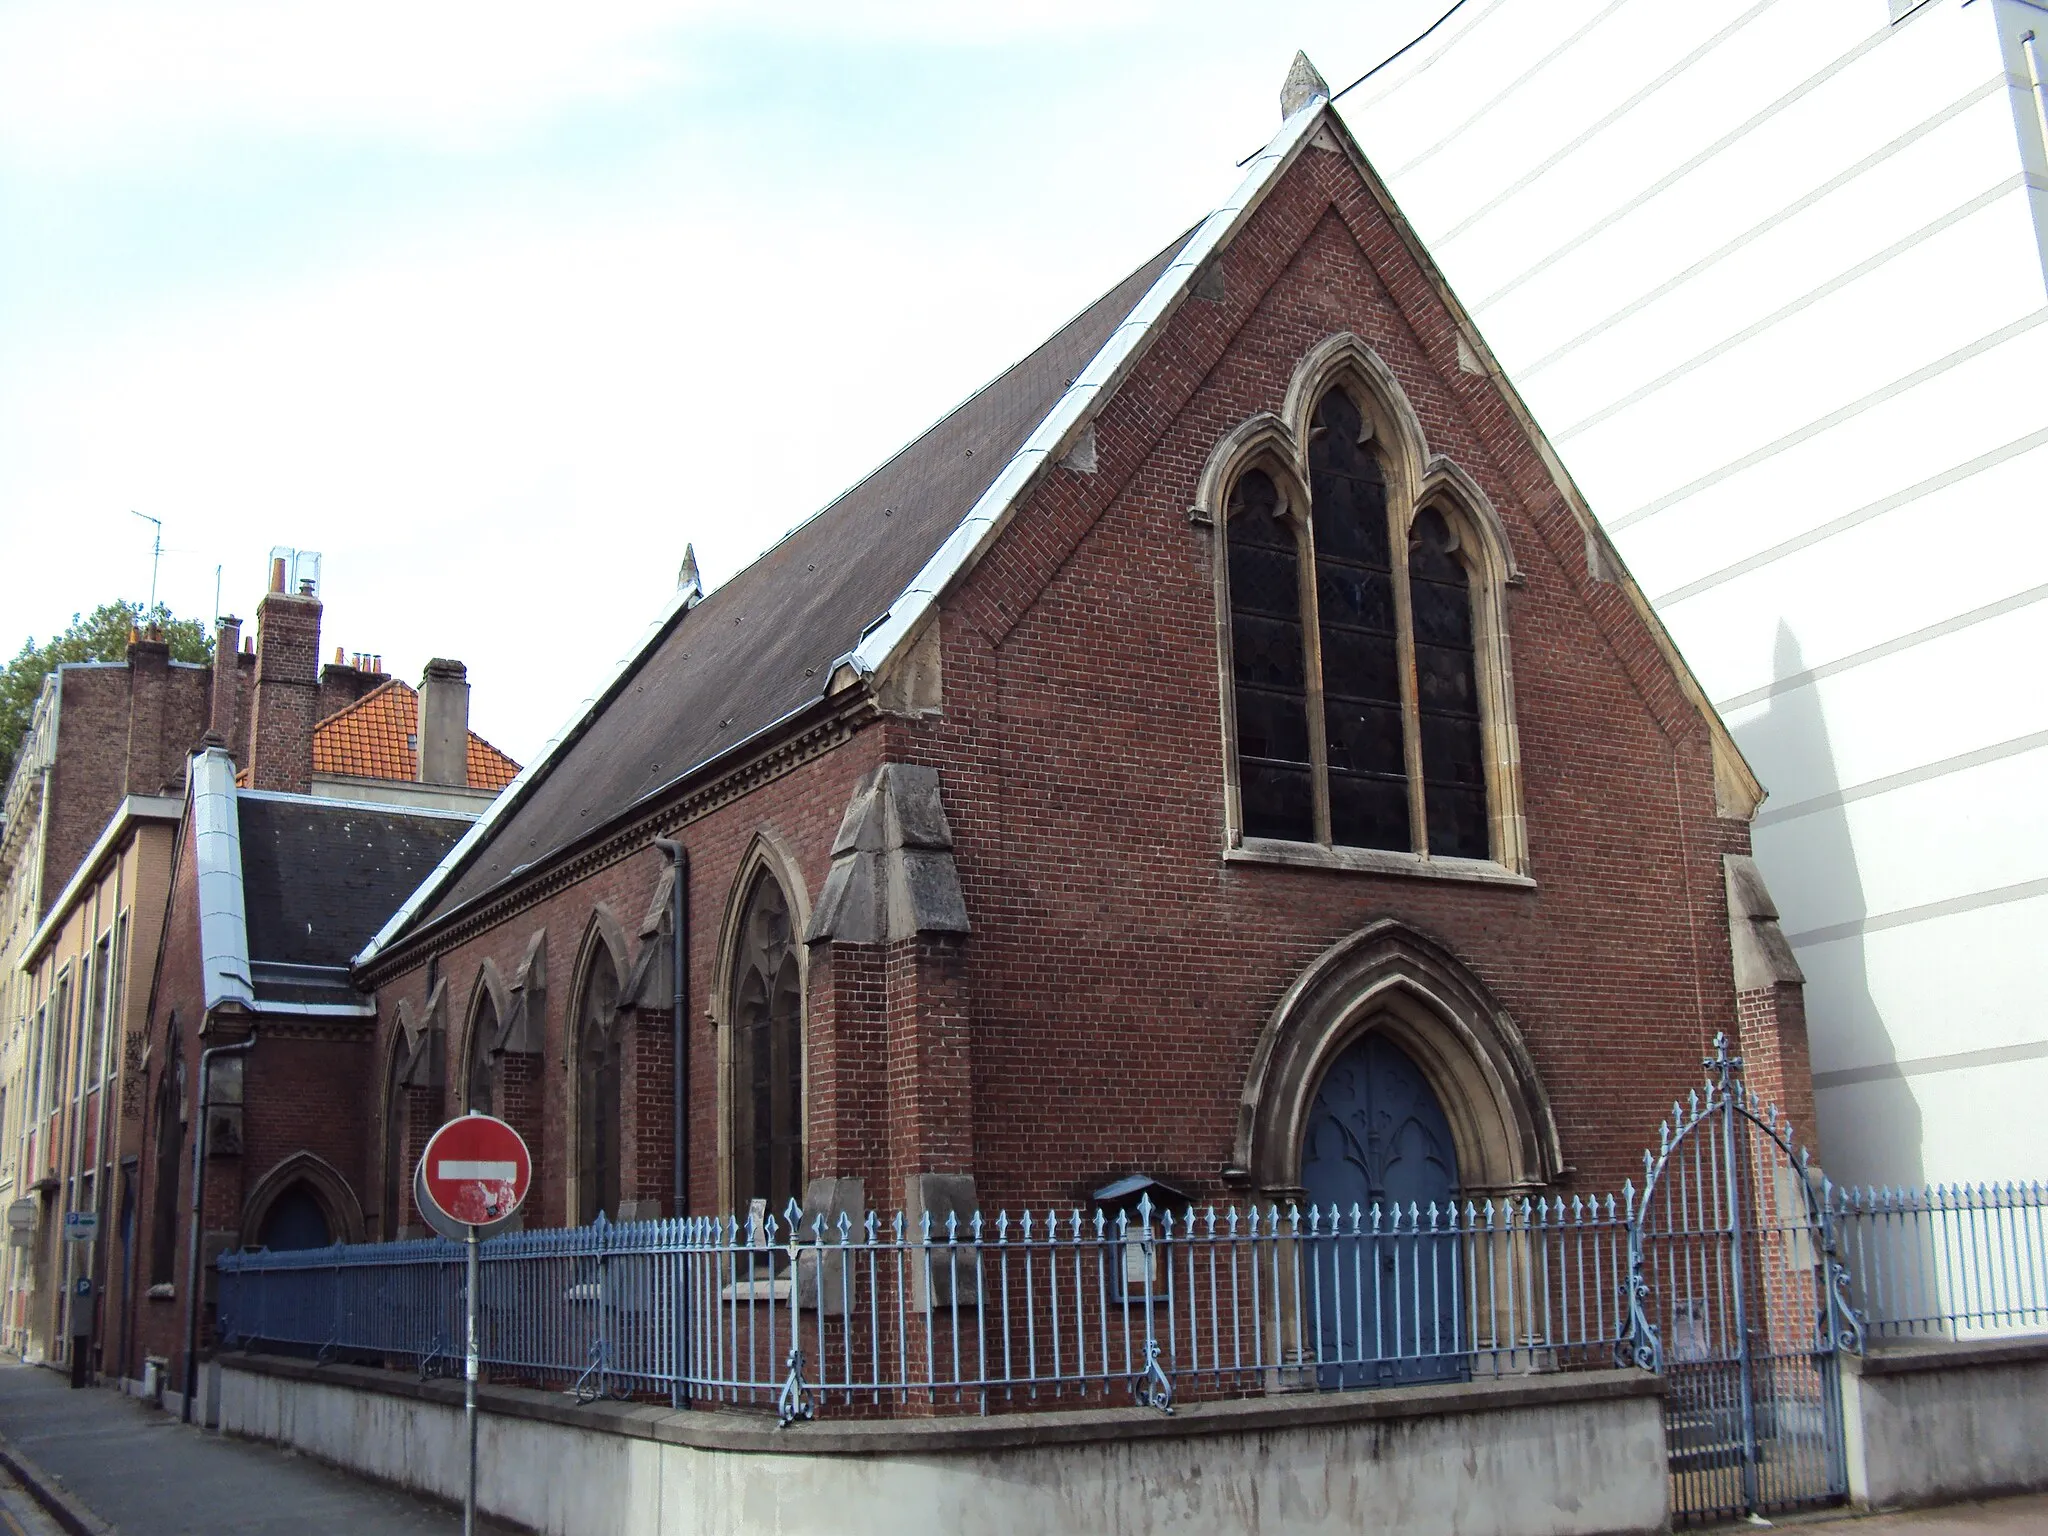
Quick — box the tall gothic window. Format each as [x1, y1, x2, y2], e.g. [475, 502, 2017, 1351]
[576, 945, 623, 1225]
[730, 871, 803, 1221]
[1226, 387, 1493, 862]
[467, 993, 499, 1117]
[380, 1040, 405, 1239]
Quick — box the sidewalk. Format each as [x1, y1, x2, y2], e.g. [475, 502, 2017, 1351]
[0, 1362, 517, 1534]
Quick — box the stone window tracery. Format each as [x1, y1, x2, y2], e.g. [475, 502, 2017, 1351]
[1222, 380, 1509, 866]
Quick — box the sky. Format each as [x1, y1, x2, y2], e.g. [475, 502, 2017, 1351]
[0, 0, 1453, 763]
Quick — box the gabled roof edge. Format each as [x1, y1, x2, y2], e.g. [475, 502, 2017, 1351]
[353, 586, 698, 968]
[843, 93, 1335, 684]
[1307, 105, 1766, 819]
[355, 100, 1331, 970]
[192, 746, 255, 1012]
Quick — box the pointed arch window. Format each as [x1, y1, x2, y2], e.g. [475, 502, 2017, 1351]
[1223, 384, 1509, 867]
[466, 992, 500, 1117]
[729, 870, 803, 1221]
[575, 945, 624, 1225]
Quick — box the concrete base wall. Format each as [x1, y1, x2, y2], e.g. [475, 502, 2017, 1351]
[217, 1359, 1666, 1536]
[1844, 1337, 2048, 1509]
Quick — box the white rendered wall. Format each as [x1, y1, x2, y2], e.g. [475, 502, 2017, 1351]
[1350, 0, 2048, 1187]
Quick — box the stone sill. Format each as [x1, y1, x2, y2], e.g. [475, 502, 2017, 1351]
[1844, 1333, 2048, 1377]
[1226, 840, 1535, 888]
[219, 1352, 1657, 1458]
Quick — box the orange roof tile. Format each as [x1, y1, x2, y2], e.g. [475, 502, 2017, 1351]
[312, 680, 520, 791]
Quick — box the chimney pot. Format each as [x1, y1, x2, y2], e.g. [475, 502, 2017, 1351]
[270, 557, 287, 594]
[416, 658, 471, 787]
[334, 645, 345, 665]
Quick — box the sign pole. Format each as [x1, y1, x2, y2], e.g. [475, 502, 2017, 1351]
[465, 1222, 479, 1536]
[415, 1110, 530, 1536]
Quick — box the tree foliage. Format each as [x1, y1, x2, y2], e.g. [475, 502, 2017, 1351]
[1, 602, 214, 789]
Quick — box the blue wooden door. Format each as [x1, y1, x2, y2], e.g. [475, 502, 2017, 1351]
[1299, 1033, 1466, 1386]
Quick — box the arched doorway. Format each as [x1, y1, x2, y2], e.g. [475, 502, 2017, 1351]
[1299, 1031, 1466, 1387]
[256, 1183, 333, 1251]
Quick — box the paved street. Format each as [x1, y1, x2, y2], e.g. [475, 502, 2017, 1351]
[0, 1362, 515, 1534]
[1715, 1499, 2048, 1535]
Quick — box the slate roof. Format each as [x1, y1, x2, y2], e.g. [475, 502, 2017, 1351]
[235, 792, 471, 1006]
[408, 231, 1191, 928]
[364, 85, 1764, 967]
[313, 679, 520, 790]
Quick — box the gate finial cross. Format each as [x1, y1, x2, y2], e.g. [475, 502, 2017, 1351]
[1704, 1031, 1743, 1090]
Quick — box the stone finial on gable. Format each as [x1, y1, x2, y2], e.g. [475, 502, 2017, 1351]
[1281, 51, 1330, 118]
[677, 543, 703, 608]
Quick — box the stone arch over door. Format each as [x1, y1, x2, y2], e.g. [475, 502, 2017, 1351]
[242, 1151, 366, 1249]
[1233, 918, 1563, 1199]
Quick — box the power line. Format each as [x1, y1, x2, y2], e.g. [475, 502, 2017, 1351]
[1239, 0, 1481, 166]
[1330, 0, 1478, 102]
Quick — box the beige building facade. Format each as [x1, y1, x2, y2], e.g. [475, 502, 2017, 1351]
[7, 797, 179, 1366]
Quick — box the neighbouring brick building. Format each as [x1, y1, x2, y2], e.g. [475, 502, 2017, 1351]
[141, 70, 1810, 1394]
[4, 552, 518, 1384]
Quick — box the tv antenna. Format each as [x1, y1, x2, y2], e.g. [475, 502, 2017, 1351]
[131, 510, 164, 615]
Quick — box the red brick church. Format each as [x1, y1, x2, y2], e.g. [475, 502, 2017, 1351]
[132, 60, 1809, 1384]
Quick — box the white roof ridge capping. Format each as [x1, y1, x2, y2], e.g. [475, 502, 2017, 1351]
[354, 582, 699, 968]
[842, 94, 1330, 683]
[192, 746, 255, 1011]
[355, 96, 1328, 970]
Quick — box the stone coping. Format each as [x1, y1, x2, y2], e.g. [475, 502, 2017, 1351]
[219, 1353, 1660, 1457]
[1844, 1333, 2048, 1378]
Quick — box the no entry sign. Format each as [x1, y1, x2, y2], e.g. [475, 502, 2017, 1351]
[418, 1113, 531, 1230]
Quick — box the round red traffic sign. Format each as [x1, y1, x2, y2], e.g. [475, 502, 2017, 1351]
[418, 1114, 531, 1229]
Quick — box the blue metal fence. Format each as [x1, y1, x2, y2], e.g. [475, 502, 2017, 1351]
[214, 1179, 2048, 1421]
[217, 1196, 1636, 1416]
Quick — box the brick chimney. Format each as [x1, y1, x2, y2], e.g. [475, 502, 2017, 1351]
[123, 627, 172, 795]
[207, 615, 242, 746]
[416, 659, 470, 787]
[248, 566, 323, 794]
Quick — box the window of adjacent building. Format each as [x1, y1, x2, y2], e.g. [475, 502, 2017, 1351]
[28, 1006, 44, 1122]
[49, 972, 69, 1122]
[89, 931, 112, 1089]
[1226, 387, 1493, 863]
[729, 870, 803, 1226]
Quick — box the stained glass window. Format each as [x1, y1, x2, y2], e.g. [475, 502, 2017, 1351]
[1310, 391, 1409, 852]
[1223, 384, 1499, 863]
[1409, 508, 1489, 859]
[1227, 469, 1314, 842]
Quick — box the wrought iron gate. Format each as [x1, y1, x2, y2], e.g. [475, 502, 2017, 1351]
[1621, 1037, 1865, 1525]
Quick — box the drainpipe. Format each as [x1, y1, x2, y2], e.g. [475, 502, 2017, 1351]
[650, 841, 688, 1215]
[181, 1028, 254, 1424]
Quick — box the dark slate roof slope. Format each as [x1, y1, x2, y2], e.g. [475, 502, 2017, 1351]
[237, 793, 471, 1006]
[423, 232, 1190, 923]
